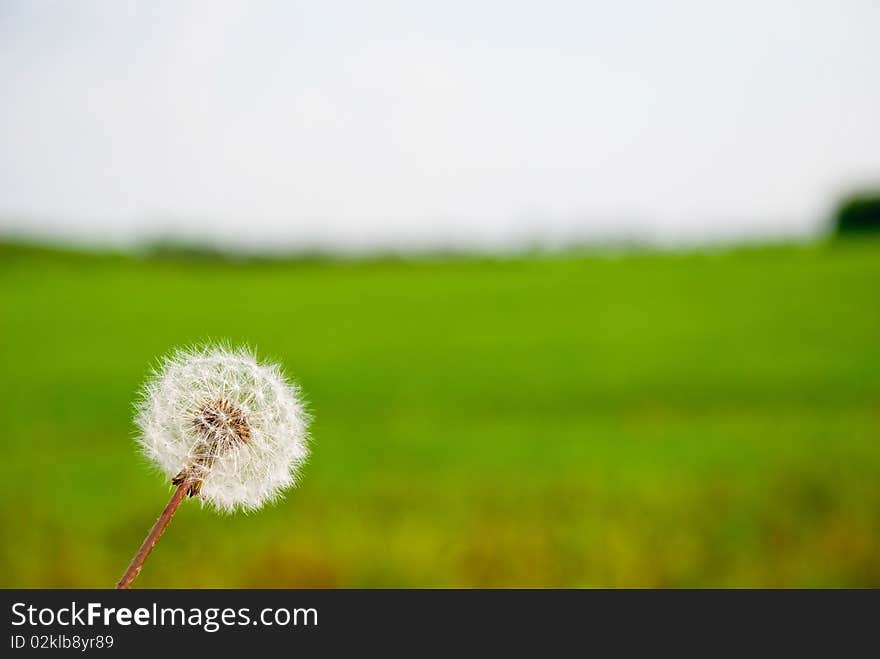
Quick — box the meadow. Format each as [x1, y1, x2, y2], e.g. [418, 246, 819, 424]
[1, 238, 878, 587]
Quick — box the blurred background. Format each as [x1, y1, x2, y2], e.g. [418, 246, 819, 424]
[1, 0, 878, 587]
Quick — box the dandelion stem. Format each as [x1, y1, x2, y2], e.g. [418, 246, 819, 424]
[116, 482, 189, 589]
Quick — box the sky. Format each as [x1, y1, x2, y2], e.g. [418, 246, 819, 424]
[1, 0, 879, 251]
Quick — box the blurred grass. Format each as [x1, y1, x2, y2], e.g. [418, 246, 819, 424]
[0, 238, 878, 587]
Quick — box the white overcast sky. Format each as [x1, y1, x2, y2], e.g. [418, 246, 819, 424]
[1, 0, 879, 250]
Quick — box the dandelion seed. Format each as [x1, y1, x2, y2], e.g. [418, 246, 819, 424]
[116, 344, 311, 589]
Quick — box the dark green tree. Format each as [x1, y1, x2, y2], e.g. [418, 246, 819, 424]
[834, 193, 880, 235]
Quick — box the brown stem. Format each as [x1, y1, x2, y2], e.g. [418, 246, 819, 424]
[115, 483, 189, 589]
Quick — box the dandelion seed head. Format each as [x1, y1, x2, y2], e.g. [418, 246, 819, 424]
[135, 344, 310, 513]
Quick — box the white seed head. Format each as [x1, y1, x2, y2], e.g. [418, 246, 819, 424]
[135, 345, 311, 513]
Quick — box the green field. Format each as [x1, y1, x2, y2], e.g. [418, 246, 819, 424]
[1, 239, 878, 587]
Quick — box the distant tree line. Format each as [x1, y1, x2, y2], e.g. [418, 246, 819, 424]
[833, 192, 880, 235]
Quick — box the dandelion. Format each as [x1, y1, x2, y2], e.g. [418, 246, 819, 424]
[116, 344, 310, 589]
